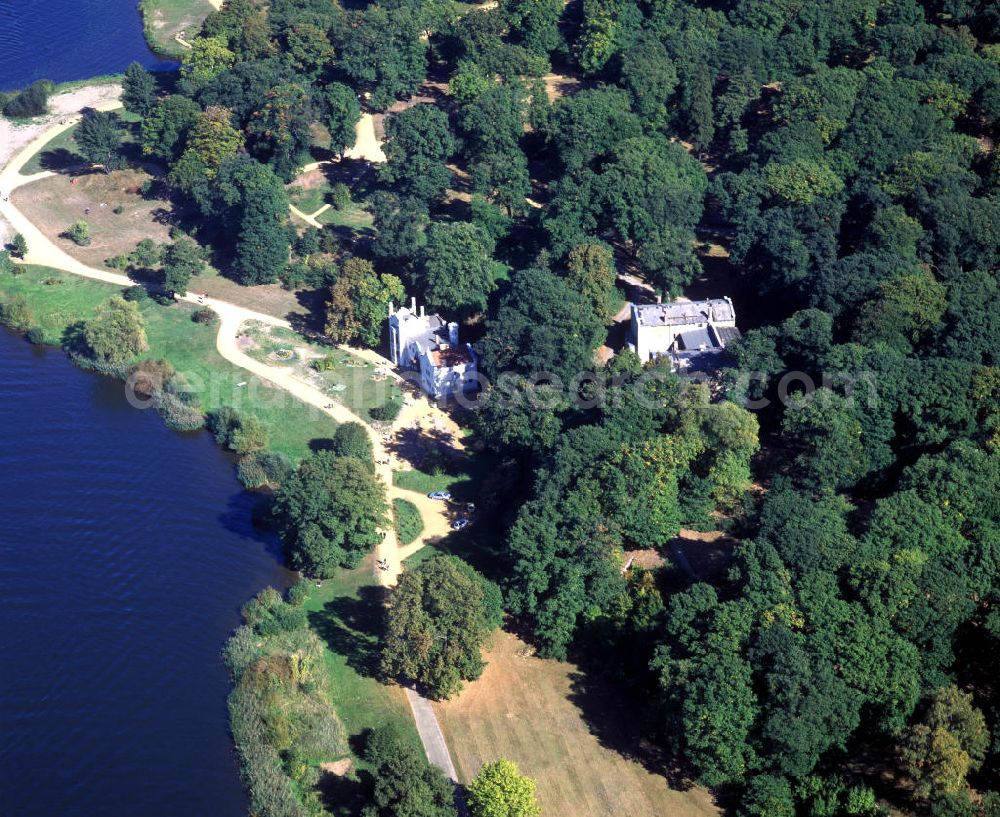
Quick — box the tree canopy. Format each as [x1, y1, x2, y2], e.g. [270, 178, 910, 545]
[272, 451, 388, 576]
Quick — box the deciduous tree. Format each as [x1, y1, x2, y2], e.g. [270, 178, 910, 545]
[273, 450, 388, 575]
[467, 759, 541, 817]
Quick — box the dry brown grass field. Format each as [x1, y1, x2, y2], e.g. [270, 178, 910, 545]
[13, 170, 312, 321]
[435, 631, 721, 817]
[12, 170, 173, 267]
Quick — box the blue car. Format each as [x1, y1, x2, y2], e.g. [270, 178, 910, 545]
[451, 518, 470, 531]
[428, 491, 451, 501]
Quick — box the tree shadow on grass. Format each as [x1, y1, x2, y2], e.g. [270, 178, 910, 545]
[317, 765, 373, 817]
[307, 584, 387, 680]
[566, 666, 707, 794]
[37, 148, 85, 172]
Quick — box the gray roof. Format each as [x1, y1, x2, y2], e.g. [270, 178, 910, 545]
[632, 298, 734, 328]
[714, 326, 742, 345]
[678, 328, 715, 350]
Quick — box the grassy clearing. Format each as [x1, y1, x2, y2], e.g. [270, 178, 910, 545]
[301, 560, 423, 765]
[0, 266, 334, 460]
[391, 455, 491, 502]
[238, 320, 402, 419]
[192, 266, 310, 321]
[435, 630, 721, 817]
[289, 184, 330, 216]
[15, 167, 313, 323]
[392, 498, 423, 545]
[139, 0, 217, 57]
[316, 202, 374, 231]
[12, 169, 175, 268]
[287, 168, 332, 215]
[0, 267, 118, 338]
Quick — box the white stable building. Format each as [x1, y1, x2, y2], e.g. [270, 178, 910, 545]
[628, 297, 740, 371]
[388, 298, 478, 398]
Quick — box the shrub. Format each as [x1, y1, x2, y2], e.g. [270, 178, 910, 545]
[66, 221, 91, 246]
[0, 250, 14, 275]
[0, 294, 33, 331]
[225, 585, 350, 817]
[26, 327, 46, 345]
[11, 234, 28, 259]
[105, 255, 130, 270]
[3, 80, 51, 118]
[156, 392, 205, 431]
[81, 296, 148, 365]
[329, 182, 351, 210]
[128, 238, 161, 270]
[393, 498, 423, 545]
[128, 358, 176, 399]
[237, 451, 294, 490]
[312, 355, 337, 372]
[192, 306, 219, 324]
[208, 406, 241, 444]
[122, 285, 150, 302]
[222, 624, 260, 677]
[113, 205, 124, 215]
[286, 579, 312, 607]
[165, 370, 199, 405]
[369, 397, 402, 423]
[231, 415, 269, 453]
[282, 258, 337, 291]
[208, 407, 269, 453]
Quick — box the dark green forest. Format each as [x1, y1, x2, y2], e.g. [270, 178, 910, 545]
[108, 0, 1000, 813]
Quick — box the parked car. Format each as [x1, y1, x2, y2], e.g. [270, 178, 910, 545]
[451, 517, 470, 531]
[428, 491, 451, 501]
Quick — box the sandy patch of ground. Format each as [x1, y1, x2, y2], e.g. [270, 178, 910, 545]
[343, 114, 386, 163]
[319, 759, 353, 776]
[668, 529, 738, 581]
[542, 72, 592, 102]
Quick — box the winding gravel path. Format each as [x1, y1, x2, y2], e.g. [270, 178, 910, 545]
[0, 103, 445, 589]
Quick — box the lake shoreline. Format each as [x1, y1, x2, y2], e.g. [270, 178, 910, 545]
[0, 326, 293, 816]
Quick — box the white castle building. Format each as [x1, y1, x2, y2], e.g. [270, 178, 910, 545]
[628, 297, 740, 371]
[388, 298, 478, 398]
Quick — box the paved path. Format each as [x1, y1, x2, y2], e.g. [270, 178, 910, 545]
[405, 687, 458, 780]
[289, 202, 322, 228]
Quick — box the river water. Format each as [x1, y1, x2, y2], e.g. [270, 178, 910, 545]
[0, 330, 293, 815]
[0, 0, 176, 91]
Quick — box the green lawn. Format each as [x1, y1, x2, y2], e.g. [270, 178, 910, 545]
[139, 0, 217, 57]
[316, 202, 374, 231]
[140, 305, 335, 460]
[21, 125, 82, 175]
[395, 453, 507, 584]
[0, 267, 117, 337]
[391, 454, 492, 501]
[300, 562, 423, 776]
[0, 266, 334, 461]
[238, 320, 402, 419]
[288, 184, 330, 216]
[393, 498, 424, 546]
